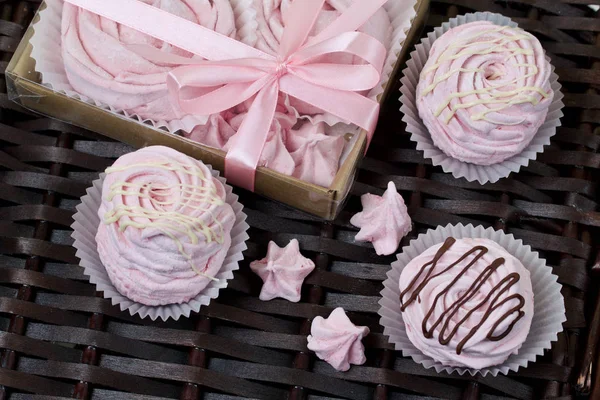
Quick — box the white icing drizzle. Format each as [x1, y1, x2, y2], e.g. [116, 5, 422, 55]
[421, 25, 551, 125]
[104, 161, 226, 281]
[421, 67, 484, 97]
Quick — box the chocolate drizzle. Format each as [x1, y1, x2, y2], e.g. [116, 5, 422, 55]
[400, 237, 526, 355]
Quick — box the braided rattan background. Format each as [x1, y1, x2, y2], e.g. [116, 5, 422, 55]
[0, 0, 598, 399]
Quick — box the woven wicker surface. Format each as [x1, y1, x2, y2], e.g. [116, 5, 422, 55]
[0, 0, 599, 399]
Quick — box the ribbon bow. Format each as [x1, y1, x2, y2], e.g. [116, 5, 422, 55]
[66, 0, 389, 191]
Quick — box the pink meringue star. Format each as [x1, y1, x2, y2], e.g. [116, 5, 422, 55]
[350, 181, 412, 256]
[224, 103, 296, 176]
[184, 112, 236, 149]
[307, 307, 370, 371]
[250, 239, 315, 302]
[288, 122, 345, 188]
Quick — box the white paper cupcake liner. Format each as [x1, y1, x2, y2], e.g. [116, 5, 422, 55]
[378, 223, 566, 377]
[30, 0, 257, 135]
[71, 167, 249, 321]
[400, 12, 565, 184]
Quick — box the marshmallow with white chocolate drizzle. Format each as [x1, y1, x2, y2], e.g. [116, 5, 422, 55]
[96, 146, 236, 306]
[416, 21, 554, 165]
[399, 237, 534, 369]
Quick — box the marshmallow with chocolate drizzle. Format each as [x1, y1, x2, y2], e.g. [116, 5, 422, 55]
[399, 237, 534, 369]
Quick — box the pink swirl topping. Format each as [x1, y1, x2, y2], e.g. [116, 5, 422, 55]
[96, 146, 235, 306]
[399, 237, 534, 369]
[416, 21, 554, 165]
[250, 239, 315, 302]
[307, 307, 370, 371]
[350, 182, 412, 256]
[62, 0, 236, 122]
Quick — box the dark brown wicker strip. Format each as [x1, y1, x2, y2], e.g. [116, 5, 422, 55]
[0, 1, 597, 400]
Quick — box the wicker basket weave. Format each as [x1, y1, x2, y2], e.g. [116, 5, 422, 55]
[0, 1, 598, 399]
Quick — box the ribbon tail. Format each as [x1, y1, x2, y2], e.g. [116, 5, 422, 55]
[225, 81, 279, 191]
[280, 75, 380, 149]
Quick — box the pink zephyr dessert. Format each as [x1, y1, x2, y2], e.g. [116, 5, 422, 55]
[416, 21, 554, 165]
[307, 307, 369, 371]
[399, 237, 534, 369]
[96, 146, 236, 306]
[62, 0, 237, 122]
[351, 182, 412, 256]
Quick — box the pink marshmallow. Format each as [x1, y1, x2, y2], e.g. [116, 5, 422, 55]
[416, 22, 554, 165]
[62, 0, 237, 122]
[96, 146, 236, 306]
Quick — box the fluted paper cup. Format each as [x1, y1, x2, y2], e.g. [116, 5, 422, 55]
[71, 167, 249, 321]
[378, 223, 565, 377]
[400, 12, 564, 184]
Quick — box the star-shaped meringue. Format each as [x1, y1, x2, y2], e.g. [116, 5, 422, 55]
[307, 307, 370, 371]
[224, 101, 297, 176]
[185, 112, 236, 150]
[250, 239, 315, 302]
[287, 122, 345, 188]
[350, 181, 412, 256]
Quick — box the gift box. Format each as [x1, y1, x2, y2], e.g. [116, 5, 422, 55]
[6, 0, 428, 220]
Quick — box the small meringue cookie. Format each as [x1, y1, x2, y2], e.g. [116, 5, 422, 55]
[307, 307, 370, 371]
[250, 239, 315, 302]
[350, 181, 412, 256]
[224, 100, 297, 175]
[288, 122, 346, 188]
[184, 112, 237, 149]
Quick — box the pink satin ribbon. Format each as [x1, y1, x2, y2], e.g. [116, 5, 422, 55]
[65, 0, 387, 191]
